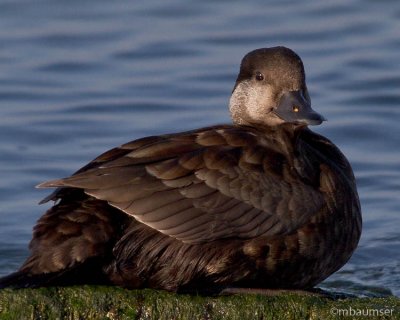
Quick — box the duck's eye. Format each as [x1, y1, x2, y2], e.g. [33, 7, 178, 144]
[255, 72, 264, 81]
[292, 106, 299, 112]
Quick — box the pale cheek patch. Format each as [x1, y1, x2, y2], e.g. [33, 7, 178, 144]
[229, 81, 275, 124]
[241, 86, 274, 121]
[246, 86, 273, 120]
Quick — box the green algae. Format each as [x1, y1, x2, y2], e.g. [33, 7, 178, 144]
[0, 286, 399, 320]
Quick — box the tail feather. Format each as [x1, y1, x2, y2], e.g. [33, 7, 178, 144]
[0, 270, 62, 289]
[0, 258, 111, 289]
[0, 271, 30, 289]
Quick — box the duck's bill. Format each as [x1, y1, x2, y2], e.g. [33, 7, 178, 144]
[274, 90, 326, 126]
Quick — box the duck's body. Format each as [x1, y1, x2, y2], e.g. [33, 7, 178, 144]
[0, 47, 361, 292]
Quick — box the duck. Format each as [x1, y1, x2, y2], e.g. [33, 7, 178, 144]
[0, 46, 361, 294]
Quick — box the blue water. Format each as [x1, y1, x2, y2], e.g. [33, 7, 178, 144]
[0, 0, 399, 297]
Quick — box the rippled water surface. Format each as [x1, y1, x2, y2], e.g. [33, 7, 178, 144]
[0, 0, 399, 297]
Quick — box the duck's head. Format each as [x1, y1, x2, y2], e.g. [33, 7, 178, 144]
[229, 46, 326, 127]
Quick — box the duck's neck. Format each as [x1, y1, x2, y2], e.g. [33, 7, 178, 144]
[237, 122, 306, 155]
[238, 122, 305, 138]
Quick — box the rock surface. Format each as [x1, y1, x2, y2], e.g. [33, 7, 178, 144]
[0, 286, 399, 320]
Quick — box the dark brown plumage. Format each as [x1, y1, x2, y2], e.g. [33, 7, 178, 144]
[0, 46, 361, 293]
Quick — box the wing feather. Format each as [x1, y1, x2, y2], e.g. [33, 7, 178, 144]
[38, 125, 325, 244]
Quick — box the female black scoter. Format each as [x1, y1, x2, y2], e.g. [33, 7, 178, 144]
[0, 46, 361, 293]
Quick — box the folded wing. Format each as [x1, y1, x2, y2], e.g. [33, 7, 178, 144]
[38, 126, 324, 244]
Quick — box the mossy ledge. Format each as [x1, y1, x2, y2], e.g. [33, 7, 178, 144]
[0, 286, 399, 320]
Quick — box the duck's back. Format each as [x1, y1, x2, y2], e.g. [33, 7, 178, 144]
[0, 124, 361, 291]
